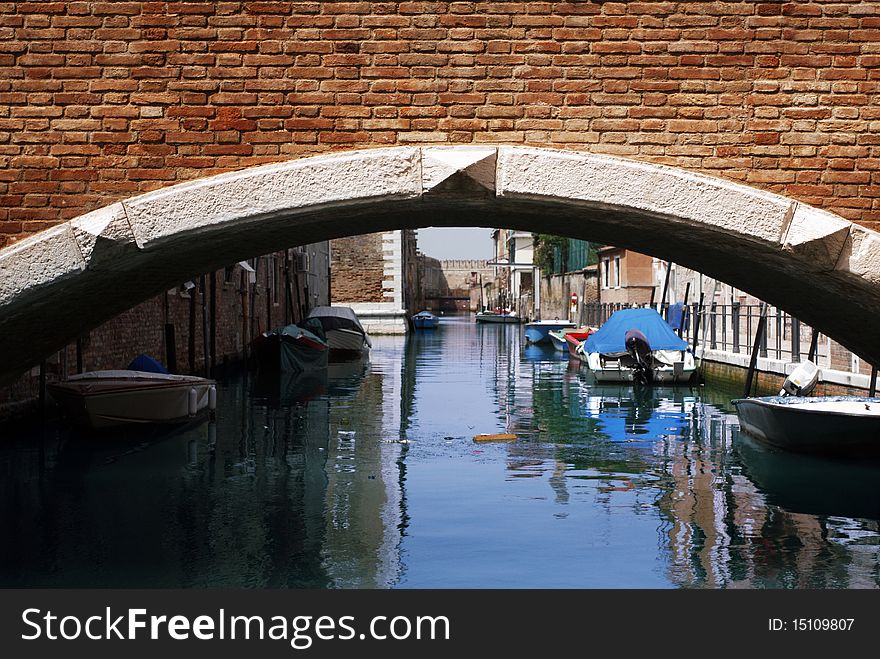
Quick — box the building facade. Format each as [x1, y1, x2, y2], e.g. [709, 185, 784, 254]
[330, 230, 419, 335]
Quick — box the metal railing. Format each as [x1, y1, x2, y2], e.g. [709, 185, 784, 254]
[580, 302, 826, 365]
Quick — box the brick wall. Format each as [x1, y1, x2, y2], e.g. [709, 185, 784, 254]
[2, 1, 880, 249]
[330, 232, 386, 303]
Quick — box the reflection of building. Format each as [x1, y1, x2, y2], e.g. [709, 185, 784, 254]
[489, 229, 537, 319]
[321, 339, 410, 587]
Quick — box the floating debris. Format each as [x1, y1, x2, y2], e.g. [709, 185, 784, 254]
[473, 433, 517, 443]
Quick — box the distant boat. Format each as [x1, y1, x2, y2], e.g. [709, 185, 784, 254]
[524, 319, 576, 344]
[548, 327, 595, 353]
[475, 309, 521, 324]
[306, 306, 371, 361]
[412, 310, 439, 329]
[48, 370, 216, 430]
[732, 396, 880, 455]
[251, 320, 329, 375]
[578, 308, 696, 384]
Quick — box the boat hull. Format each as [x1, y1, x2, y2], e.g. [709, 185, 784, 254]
[412, 313, 439, 329]
[48, 371, 216, 430]
[582, 350, 696, 384]
[325, 328, 370, 361]
[524, 321, 576, 344]
[733, 396, 880, 454]
[476, 312, 520, 324]
[251, 333, 328, 375]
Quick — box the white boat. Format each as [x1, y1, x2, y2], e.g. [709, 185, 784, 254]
[732, 396, 880, 455]
[48, 370, 216, 430]
[578, 308, 696, 384]
[732, 360, 880, 455]
[306, 305, 371, 361]
[475, 309, 521, 324]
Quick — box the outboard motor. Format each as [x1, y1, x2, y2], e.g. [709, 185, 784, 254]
[625, 329, 654, 386]
[779, 360, 820, 397]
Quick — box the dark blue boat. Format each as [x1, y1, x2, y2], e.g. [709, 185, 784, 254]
[412, 310, 439, 329]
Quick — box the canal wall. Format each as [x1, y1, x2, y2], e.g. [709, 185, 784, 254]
[539, 266, 599, 323]
[0, 244, 331, 422]
[700, 349, 874, 397]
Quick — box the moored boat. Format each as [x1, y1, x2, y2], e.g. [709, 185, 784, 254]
[412, 310, 439, 329]
[475, 309, 521, 324]
[250, 320, 329, 375]
[578, 308, 696, 384]
[524, 319, 576, 345]
[732, 396, 880, 455]
[48, 370, 216, 430]
[306, 306, 371, 361]
[549, 327, 595, 354]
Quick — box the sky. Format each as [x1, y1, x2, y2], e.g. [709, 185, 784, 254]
[416, 227, 494, 260]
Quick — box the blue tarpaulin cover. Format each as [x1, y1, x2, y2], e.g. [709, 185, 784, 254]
[127, 353, 169, 374]
[667, 302, 688, 331]
[583, 308, 688, 354]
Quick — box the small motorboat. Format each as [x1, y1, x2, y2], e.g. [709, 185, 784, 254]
[48, 370, 217, 430]
[732, 396, 880, 455]
[412, 310, 439, 329]
[524, 319, 576, 345]
[306, 306, 371, 361]
[250, 319, 329, 375]
[732, 360, 880, 455]
[549, 327, 595, 354]
[578, 307, 696, 384]
[475, 309, 521, 324]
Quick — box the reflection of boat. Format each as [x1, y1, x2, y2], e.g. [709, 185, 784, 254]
[250, 321, 329, 375]
[524, 319, 575, 344]
[732, 396, 880, 455]
[578, 308, 695, 384]
[521, 342, 565, 363]
[735, 430, 880, 519]
[306, 306, 371, 361]
[412, 310, 439, 329]
[475, 309, 520, 324]
[48, 370, 216, 430]
[251, 367, 327, 407]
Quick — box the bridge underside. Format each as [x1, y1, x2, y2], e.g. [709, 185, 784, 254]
[1, 145, 878, 384]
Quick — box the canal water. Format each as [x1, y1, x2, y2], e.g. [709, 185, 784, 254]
[1, 315, 878, 588]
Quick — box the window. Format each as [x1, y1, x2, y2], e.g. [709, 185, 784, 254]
[614, 256, 621, 289]
[602, 257, 610, 289]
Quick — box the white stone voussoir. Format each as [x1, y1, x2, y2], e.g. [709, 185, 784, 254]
[0, 224, 84, 307]
[495, 146, 794, 245]
[123, 147, 423, 249]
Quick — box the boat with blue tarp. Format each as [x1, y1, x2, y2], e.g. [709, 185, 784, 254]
[578, 307, 696, 384]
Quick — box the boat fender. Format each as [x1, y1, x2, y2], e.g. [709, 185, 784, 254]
[188, 387, 197, 417]
[208, 385, 217, 411]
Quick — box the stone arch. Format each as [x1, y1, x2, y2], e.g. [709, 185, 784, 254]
[1, 145, 878, 383]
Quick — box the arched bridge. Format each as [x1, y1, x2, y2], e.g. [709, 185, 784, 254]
[1, 145, 878, 384]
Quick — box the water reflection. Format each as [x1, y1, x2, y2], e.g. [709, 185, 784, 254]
[0, 314, 877, 588]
